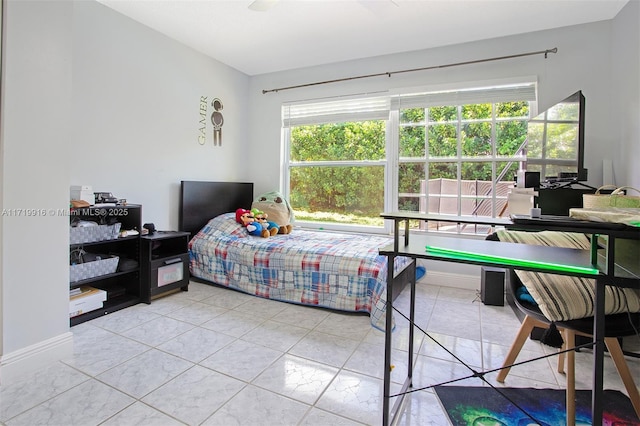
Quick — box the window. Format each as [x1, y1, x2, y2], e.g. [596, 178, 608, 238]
[394, 83, 535, 233]
[282, 82, 536, 234]
[283, 96, 389, 231]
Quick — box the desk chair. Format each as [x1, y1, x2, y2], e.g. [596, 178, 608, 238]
[497, 270, 640, 424]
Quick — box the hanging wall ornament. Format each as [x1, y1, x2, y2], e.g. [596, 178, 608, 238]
[211, 98, 224, 146]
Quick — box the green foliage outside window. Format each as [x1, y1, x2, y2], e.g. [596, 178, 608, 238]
[290, 122, 385, 222]
[291, 122, 385, 162]
[288, 100, 529, 226]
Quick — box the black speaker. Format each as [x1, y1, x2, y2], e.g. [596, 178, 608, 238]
[524, 171, 540, 189]
[481, 267, 505, 306]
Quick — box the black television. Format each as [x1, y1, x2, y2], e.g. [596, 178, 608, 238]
[525, 90, 587, 183]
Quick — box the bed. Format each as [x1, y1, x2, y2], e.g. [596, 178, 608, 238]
[179, 180, 416, 330]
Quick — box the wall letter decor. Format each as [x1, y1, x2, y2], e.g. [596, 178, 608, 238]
[198, 96, 207, 145]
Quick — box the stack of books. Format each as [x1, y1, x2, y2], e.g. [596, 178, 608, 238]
[69, 286, 106, 318]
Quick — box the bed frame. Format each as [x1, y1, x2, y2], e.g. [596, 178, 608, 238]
[179, 180, 414, 302]
[179, 180, 254, 237]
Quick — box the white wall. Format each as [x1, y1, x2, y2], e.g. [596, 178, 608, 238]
[1, 0, 251, 383]
[246, 15, 639, 196]
[1, 0, 74, 382]
[70, 1, 251, 232]
[611, 0, 640, 188]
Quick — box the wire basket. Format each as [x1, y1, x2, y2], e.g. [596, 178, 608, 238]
[70, 256, 119, 282]
[70, 223, 121, 244]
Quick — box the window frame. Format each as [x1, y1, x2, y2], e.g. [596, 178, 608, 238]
[396, 103, 531, 221]
[282, 116, 391, 234]
[281, 79, 537, 235]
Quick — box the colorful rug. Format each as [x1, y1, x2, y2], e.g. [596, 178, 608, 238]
[434, 386, 639, 425]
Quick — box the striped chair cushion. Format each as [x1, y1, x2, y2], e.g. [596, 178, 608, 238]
[495, 230, 640, 321]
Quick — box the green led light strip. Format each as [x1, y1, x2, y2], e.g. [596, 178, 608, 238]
[425, 245, 599, 275]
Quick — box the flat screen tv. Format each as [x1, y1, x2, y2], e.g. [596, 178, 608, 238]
[525, 90, 587, 183]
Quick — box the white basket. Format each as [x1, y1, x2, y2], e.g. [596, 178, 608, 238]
[70, 256, 119, 282]
[70, 223, 121, 244]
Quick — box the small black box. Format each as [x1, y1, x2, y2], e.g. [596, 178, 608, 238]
[524, 171, 540, 189]
[481, 267, 505, 306]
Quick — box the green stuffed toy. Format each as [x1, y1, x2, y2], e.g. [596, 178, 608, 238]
[251, 191, 294, 234]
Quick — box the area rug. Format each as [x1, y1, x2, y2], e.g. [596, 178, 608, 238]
[434, 386, 639, 425]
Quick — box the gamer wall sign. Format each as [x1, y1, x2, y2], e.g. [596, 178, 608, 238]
[198, 96, 224, 146]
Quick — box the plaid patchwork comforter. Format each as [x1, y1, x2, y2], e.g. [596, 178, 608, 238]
[188, 213, 411, 330]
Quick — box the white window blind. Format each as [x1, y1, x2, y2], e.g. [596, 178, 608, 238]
[391, 83, 537, 109]
[283, 96, 390, 126]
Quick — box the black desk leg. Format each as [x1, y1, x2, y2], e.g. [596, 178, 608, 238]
[382, 258, 417, 426]
[408, 264, 416, 385]
[404, 219, 409, 247]
[394, 220, 400, 252]
[383, 254, 395, 426]
[592, 276, 605, 425]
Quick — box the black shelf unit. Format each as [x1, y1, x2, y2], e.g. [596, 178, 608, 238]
[141, 231, 190, 302]
[69, 204, 144, 326]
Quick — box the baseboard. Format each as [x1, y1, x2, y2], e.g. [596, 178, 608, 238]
[419, 269, 480, 291]
[0, 332, 73, 385]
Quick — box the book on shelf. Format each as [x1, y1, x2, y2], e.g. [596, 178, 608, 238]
[69, 286, 107, 317]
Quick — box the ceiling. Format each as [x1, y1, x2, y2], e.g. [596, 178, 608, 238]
[96, 0, 628, 76]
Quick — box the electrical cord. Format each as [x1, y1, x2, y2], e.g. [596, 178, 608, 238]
[69, 247, 86, 265]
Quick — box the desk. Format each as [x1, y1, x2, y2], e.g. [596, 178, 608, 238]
[379, 212, 639, 426]
[381, 212, 511, 252]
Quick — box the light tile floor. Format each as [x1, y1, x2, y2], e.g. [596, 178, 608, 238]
[1, 281, 638, 425]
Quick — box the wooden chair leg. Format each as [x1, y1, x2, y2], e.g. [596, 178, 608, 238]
[558, 328, 567, 374]
[605, 337, 640, 419]
[565, 329, 576, 426]
[497, 316, 542, 382]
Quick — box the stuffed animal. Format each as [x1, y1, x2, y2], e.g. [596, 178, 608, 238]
[251, 191, 294, 234]
[235, 208, 270, 238]
[251, 208, 279, 236]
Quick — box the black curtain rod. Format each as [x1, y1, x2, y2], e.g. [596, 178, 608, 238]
[262, 47, 558, 94]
